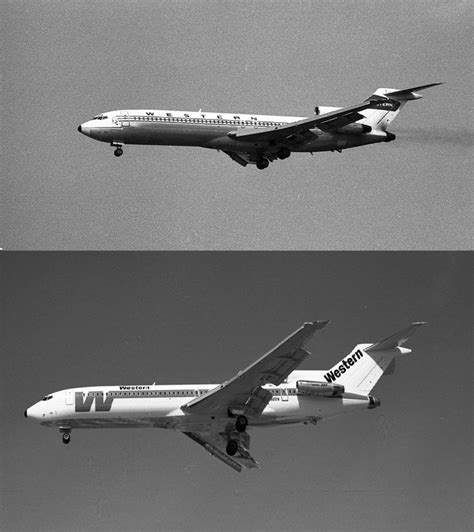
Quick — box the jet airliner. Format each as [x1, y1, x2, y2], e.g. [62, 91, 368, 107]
[77, 84, 440, 169]
[25, 321, 425, 472]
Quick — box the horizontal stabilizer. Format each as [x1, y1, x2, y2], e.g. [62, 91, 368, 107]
[385, 83, 443, 100]
[366, 322, 427, 352]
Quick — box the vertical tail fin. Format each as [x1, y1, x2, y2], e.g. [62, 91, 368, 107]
[323, 323, 426, 394]
[362, 83, 442, 131]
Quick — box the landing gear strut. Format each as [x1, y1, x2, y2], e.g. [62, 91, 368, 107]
[111, 143, 123, 157]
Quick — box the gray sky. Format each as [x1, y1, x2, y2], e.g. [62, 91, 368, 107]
[2, 0, 472, 249]
[2, 252, 472, 531]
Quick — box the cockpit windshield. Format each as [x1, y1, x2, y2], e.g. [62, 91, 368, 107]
[92, 114, 108, 120]
[42, 395, 53, 401]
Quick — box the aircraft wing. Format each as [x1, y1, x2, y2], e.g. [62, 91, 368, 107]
[222, 150, 279, 167]
[182, 321, 329, 418]
[183, 430, 258, 472]
[227, 99, 397, 143]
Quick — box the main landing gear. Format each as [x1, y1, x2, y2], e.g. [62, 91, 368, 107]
[235, 415, 248, 433]
[60, 428, 71, 444]
[225, 415, 249, 456]
[111, 143, 123, 157]
[277, 147, 291, 160]
[256, 158, 269, 170]
[226, 439, 238, 456]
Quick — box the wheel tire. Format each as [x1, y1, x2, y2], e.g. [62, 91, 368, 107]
[114, 148, 123, 157]
[226, 440, 238, 456]
[256, 159, 269, 170]
[277, 147, 291, 160]
[62, 433, 71, 444]
[235, 415, 248, 433]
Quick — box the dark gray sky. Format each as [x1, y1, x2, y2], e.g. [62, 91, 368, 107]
[2, 252, 472, 531]
[2, 0, 472, 249]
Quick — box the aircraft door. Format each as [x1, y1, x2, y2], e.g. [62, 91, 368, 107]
[121, 112, 130, 127]
[65, 390, 74, 405]
[281, 389, 289, 402]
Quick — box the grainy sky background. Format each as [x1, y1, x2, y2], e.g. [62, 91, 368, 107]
[2, 252, 472, 531]
[2, 0, 472, 249]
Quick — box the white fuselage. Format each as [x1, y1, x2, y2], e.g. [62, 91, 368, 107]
[78, 107, 391, 155]
[25, 372, 375, 433]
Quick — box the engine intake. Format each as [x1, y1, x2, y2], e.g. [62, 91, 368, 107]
[368, 395, 381, 409]
[296, 380, 345, 397]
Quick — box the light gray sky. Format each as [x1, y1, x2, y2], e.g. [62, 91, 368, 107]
[2, 252, 472, 531]
[2, 0, 472, 249]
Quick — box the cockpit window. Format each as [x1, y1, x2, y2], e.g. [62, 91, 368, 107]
[92, 115, 108, 120]
[42, 395, 53, 401]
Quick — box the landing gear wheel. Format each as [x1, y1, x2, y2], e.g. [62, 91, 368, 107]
[256, 158, 269, 170]
[277, 147, 291, 160]
[62, 433, 71, 445]
[235, 415, 248, 433]
[226, 439, 238, 456]
[114, 147, 123, 157]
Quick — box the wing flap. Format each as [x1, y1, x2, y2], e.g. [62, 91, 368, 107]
[182, 321, 329, 416]
[183, 431, 259, 472]
[228, 99, 396, 143]
[183, 431, 243, 472]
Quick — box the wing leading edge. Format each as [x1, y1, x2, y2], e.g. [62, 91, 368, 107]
[181, 320, 329, 417]
[227, 99, 397, 143]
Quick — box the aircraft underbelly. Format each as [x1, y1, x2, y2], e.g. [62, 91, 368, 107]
[117, 124, 227, 146]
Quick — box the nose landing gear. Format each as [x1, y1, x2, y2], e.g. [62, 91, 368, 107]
[111, 143, 123, 157]
[60, 427, 71, 444]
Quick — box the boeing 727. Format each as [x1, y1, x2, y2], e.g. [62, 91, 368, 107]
[25, 321, 425, 472]
[77, 83, 440, 169]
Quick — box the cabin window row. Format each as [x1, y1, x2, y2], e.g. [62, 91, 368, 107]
[121, 116, 284, 127]
[84, 388, 299, 398]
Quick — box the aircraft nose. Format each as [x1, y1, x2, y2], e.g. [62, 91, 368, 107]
[78, 125, 82, 133]
[24, 409, 28, 418]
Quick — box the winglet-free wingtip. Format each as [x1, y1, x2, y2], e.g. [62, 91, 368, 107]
[305, 320, 330, 329]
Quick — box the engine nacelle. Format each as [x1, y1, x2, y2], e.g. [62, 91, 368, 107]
[296, 380, 345, 397]
[334, 124, 372, 135]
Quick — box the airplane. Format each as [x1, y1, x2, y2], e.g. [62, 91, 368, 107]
[25, 320, 425, 472]
[77, 83, 441, 169]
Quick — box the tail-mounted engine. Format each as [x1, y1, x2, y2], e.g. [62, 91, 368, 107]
[296, 380, 345, 397]
[334, 124, 372, 135]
